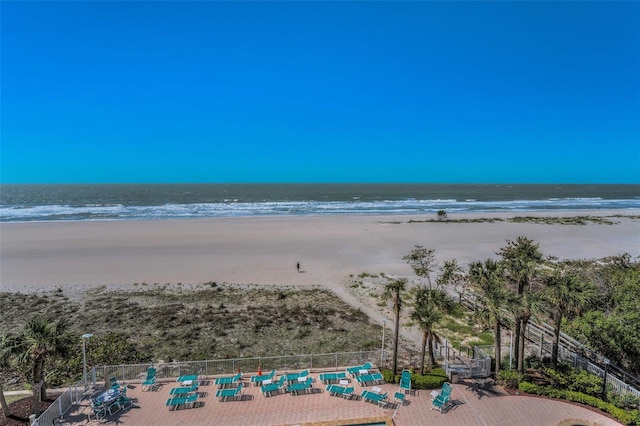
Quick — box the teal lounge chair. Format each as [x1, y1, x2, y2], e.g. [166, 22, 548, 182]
[261, 376, 286, 397]
[216, 383, 244, 402]
[142, 367, 157, 391]
[177, 374, 198, 384]
[326, 384, 355, 400]
[165, 394, 199, 411]
[215, 372, 242, 389]
[319, 372, 347, 384]
[287, 377, 313, 395]
[394, 391, 406, 405]
[251, 369, 276, 385]
[169, 382, 199, 396]
[431, 382, 453, 412]
[361, 390, 388, 407]
[399, 371, 411, 394]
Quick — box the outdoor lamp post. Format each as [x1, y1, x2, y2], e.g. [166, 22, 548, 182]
[602, 358, 610, 400]
[82, 333, 94, 390]
[381, 319, 387, 368]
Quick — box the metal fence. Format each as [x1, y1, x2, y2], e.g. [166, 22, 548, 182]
[473, 343, 640, 400]
[32, 378, 85, 426]
[92, 350, 381, 386]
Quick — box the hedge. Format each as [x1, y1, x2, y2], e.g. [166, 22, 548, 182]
[518, 381, 640, 425]
[381, 367, 448, 390]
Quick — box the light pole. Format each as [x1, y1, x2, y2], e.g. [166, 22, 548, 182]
[381, 319, 387, 368]
[602, 358, 610, 400]
[82, 333, 94, 390]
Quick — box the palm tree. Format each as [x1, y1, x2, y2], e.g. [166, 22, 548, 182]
[497, 237, 543, 371]
[468, 259, 514, 373]
[545, 263, 595, 366]
[381, 277, 408, 374]
[1, 318, 73, 416]
[410, 286, 455, 374]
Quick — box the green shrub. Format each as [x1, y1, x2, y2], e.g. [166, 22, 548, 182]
[496, 370, 525, 389]
[518, 381, 640, 425]
[410, 367, 448, 390]
[381, 368, 398, 384]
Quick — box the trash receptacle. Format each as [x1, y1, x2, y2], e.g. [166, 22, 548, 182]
[450, 371, 459, 384]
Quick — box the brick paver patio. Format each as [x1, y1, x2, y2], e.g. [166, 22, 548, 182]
[64, 371, 622, 425]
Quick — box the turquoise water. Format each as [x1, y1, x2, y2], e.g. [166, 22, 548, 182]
[1, 183, 638, 222]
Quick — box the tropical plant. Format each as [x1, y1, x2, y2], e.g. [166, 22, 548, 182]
[409, 286, 455, 374]
[436, 210, 448, 221]
[497, 237, 543, 373]
[468, 259, 515, 372]
[545, 262, 596, 366]
[1, 318, 74, 416]
[0, 333, 10, 418]
[381, 277, 408, 374]
[403, 245, 437, 288]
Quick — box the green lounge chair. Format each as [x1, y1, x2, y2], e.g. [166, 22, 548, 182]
[394, 391, 406, 405]
[361, 390, 388, 407]
[215, 383, 244, 402]
[251, 369, 276, 385]
[165, 394, 199, 410]
[319, 372, 347, 384]
[287, 377, 313, 395]
[109, 376, 121, 389]
[142, 367, 157, 391]
[177, 374, 198, 383]
[215, 372, 242, 388]
[261, 376, 286, 397]
[326, 384, 355, 400]
[169, 382, 199, 396]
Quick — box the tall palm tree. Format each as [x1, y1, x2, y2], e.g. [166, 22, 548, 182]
[1, 318, 73, 416]
[410, 286, 455, 374]
[516, 287, 547, 372]
[403, 245, 437, 288]
[545, 263, 595, 366]
[468, 259, 514, 373]
[0, 333, 11, 419]
[497, 237, 543, 371]
[381, 277, 408, 374]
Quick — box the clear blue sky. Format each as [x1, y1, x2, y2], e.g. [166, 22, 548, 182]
[2, 1, 639, 184]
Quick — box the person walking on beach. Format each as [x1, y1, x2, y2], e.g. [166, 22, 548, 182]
[296, 262, 300, 272]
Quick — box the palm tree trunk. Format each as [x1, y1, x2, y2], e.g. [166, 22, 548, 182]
[0, 384, 10, 418]
[392, 308, 400, 374]
[428, 336, 436, 368]
[494, 322, 501, 373]
[518, 316, 530, 372]
[552, 311, 563, 367]
[513, 317, 521, 370]
[32, 357, 44, 417]
[420, 331, 427, 375]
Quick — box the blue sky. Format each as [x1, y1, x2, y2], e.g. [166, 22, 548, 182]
[2, 1, 639, 184]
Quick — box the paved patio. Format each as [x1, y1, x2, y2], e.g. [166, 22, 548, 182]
[64, 371, 622, 425]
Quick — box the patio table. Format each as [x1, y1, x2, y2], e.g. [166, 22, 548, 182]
[95, 388, 120, 406]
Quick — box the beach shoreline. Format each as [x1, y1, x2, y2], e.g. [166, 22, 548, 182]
[1, 209, 638, 294]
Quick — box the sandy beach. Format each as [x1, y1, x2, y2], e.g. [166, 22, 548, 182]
[1, 210, 638, 293]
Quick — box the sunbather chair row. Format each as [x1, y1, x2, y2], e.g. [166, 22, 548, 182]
[169, 382, 199, 396]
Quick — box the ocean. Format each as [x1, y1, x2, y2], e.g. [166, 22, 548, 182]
[1, 184, 639, 223]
